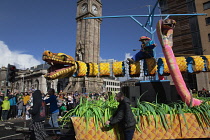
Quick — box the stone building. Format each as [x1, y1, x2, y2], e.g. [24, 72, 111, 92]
[0, 64, 58, 94]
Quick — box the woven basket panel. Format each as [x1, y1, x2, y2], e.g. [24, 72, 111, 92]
[76, 61, 87, 76]
[71, 117, 118, 140]
[133, 113, 210, 140]
[87, 63, 98, 76]
[129, 62, 140, 77]
[191, 56, 204, 72]
[99, 63, 110, 76]
[71, 113, 210, 140]
[176, 57, 187, 72]
[113, 61, 124, 76]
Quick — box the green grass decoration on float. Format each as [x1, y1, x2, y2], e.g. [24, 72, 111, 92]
[60, 92, 210, 133]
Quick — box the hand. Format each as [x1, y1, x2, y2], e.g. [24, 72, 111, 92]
[26, 107, 31, 110]
[105, 121, 110, 125]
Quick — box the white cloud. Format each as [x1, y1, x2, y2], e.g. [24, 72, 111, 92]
[99, 57, 104, 61]
[0, 41, 41, 69]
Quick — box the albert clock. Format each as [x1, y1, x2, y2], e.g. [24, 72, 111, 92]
[76, 0, 102, 63]
[66, 0, 103, 93]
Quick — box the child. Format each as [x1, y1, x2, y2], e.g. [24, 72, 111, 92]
[25, 92, 33, 120]
[16, 98, 24, 118]
[1, 96, 10, 121]
[25, 100, 31, 120]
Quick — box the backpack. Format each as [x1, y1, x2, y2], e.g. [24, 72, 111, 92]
[40, 101, 46, 118]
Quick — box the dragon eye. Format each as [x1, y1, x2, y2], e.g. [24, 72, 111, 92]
[61, 55, 67, 61]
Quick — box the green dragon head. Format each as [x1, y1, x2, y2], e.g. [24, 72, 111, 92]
[42, 50, 77, 80]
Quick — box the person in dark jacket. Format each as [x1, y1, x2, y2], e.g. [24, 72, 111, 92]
[28, 90, 48, 140]
[105, 92, 136, 140]
[44, 88, 59, 128]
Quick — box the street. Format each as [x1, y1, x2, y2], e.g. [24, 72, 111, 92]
[0, 119, 30, 140]
[0, 118, 75, 140]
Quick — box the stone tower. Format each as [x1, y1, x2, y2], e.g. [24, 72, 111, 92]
[75, 0, 102, 63]
[65, 0, 103, 93]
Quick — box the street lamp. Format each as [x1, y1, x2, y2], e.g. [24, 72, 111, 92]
[21, 74, 25, 92]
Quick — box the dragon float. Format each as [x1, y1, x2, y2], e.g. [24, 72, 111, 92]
[42, 19, 210, 106]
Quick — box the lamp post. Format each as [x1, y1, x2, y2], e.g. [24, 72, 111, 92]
[21, 74, 25, 92]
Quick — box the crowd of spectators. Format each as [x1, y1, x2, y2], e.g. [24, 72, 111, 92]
[0, 90, 110, 121]
[190, 88, 210, 98]
[1, 87, 210, 121]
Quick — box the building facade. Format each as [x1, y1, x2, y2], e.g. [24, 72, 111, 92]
[159, 0, 210, 90]
[103, 78, 120, 93]
[0, 64, 59, 94]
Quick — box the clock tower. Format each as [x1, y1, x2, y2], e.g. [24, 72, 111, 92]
[75, 0, 102, 63]
[65, 0, 103, 93]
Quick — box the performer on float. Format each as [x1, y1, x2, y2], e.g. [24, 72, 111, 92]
[127, 36, 156, 63]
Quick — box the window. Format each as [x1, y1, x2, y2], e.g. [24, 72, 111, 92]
[203, 1, 210, 10]
[208, 33, 210, 42]
[205, 17, 210, 25]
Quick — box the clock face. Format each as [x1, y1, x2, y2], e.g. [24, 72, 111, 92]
[81, 3, 87, 13]
[92, 5, 98, 14]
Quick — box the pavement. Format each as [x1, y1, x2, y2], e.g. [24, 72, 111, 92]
[0, 118, 76, 140]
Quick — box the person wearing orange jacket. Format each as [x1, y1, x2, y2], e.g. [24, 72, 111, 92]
[22, 92, 30, 118]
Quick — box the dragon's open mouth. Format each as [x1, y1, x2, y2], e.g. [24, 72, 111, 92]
[161, 19, 176, 36]
[42, 50, 77, 80]
[157, 18, 176, 47]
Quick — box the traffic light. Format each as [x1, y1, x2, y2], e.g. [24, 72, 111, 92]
[7, 64, 17, 83]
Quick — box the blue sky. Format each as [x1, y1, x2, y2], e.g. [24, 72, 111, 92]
[0, 0, 163, 69]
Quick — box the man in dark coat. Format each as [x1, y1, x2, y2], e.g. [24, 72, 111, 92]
[105, 92, 136, 140]
[44, 88, 59, 128]
[28, 90, 48, 140]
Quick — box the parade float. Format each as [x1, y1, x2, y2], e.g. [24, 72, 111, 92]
[42, 18, 210, 139]
[41, 0, 210, 137]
